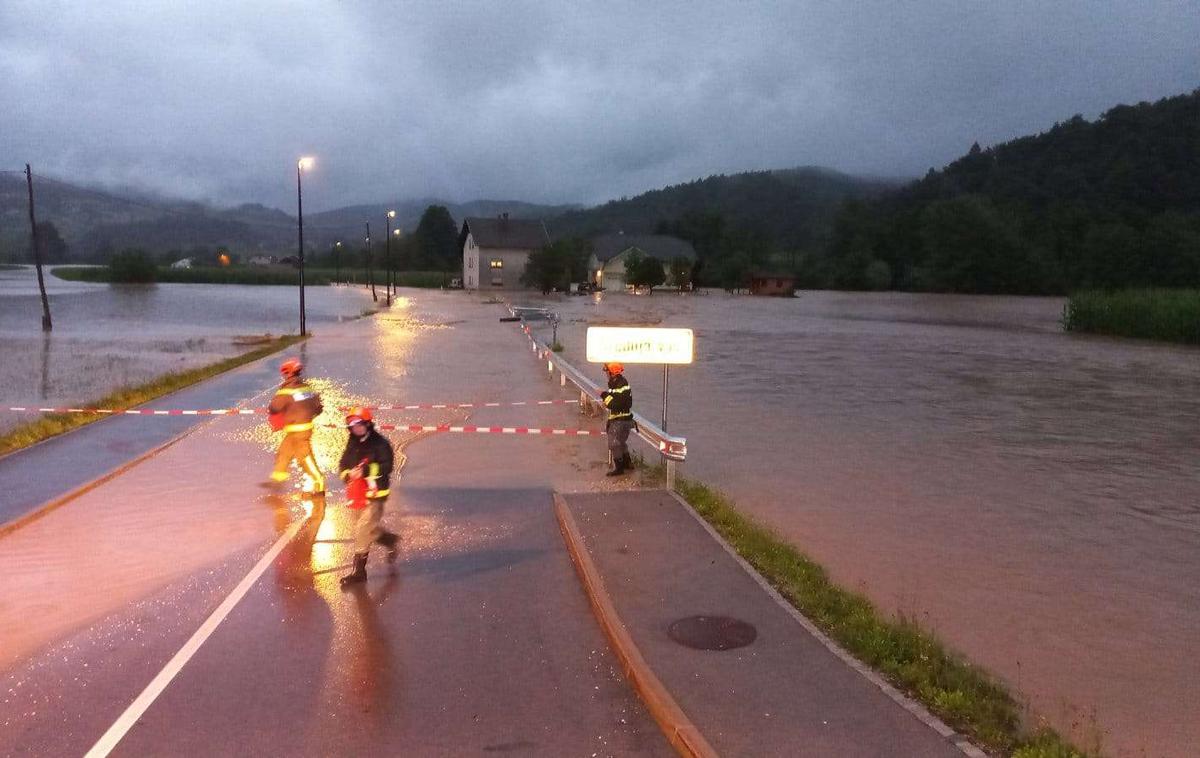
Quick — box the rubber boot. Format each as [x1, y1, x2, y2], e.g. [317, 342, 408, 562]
[339, 553, 368, 587]
[622, 453, 633, 470]
[376, 531, 400, 563]
[606, 459, 626, 477]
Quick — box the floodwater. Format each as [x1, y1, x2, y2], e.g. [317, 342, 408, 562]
[0, 266, 374, 432]
[527, 289, 1200, 757]
[3, 275, 1198, 755]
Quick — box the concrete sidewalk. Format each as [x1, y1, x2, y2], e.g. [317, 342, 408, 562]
[557, 489, 973, 758]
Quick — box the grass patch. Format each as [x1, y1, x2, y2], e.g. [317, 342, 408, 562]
[668, 474, 1088, 757]
[1063, 288, 1200, 344]
[52, 266, 453, 288]
[0, 335, 304, 458]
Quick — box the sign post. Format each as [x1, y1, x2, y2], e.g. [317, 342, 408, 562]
[586, 326, 694, 486]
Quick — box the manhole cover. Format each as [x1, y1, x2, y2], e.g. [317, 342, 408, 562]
[668, 615, 757, 651]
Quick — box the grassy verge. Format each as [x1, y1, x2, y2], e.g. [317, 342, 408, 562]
[51, 266, 453, 288]
[1063, 288, 1200, 345]
[665, 473, 1088, 757]
[0, 335, 304, 458]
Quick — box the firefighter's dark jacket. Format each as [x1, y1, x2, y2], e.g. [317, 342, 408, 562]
[601, 374, 632, 421]
[268, 378, 323, 433]
[338, 425, 395, 498]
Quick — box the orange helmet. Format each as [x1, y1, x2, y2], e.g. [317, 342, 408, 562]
[345, 407, 373, 426]
[604, 362, 624, 375]
[279, 358, 303, 377]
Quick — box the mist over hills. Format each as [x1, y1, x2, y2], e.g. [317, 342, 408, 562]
[0, 166, 878, 263]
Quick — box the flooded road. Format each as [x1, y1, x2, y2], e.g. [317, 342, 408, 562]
[2, 279, 1197, 755]
[531, 289, 1200, 757]
[0, 267, 373, 433]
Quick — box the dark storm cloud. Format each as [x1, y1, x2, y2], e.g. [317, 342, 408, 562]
[1, 1, 1196, 211]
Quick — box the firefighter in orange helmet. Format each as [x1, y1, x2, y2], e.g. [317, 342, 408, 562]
[266, 358, 326, 493]
[601, 362, 634, 476]
[338, 407, 400, 586]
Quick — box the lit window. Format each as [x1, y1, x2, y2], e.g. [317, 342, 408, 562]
[490, 259, 503, 269]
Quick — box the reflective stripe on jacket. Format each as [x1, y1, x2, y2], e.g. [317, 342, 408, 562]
[601, 374, 633, 421]
[268, 379, 323, 433]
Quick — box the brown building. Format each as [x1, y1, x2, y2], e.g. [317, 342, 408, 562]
[748, 271, 797, 296]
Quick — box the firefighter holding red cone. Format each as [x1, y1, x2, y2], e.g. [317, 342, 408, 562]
[266, 358, 326, 494]
[338, 407, 400, 587]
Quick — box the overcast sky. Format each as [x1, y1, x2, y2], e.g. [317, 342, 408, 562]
[1, 1, 1196, 212]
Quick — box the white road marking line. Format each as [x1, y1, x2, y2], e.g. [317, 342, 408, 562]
[84, 518, 304, 758]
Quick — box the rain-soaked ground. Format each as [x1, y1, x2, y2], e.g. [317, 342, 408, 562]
[518, 288, 1200, 758]
[0, 292, 674, 756]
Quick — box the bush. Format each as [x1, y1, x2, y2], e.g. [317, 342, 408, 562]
[109, 249, 157, 283]
[1063, 288, 1200, 344]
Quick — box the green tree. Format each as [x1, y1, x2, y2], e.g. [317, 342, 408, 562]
[521, 241, 573, 293]
[629, 255, 666, 293]
[668, 256, 693, 291]
[109, 248, 157, 283]
[411, 205, 459, 270]
[35, 221, 69, 263]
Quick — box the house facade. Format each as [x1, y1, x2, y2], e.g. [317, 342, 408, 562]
[587, 234, 697, 290]
[460, 214, 550, 290]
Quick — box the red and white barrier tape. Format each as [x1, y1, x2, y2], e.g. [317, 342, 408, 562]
[2, 398, 579, 416]
[360, 423, 602, 436]
[3, 406, 263, 416]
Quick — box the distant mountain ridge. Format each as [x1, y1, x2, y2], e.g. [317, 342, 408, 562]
[0, 175, 577, 262]
[546, 166, 897, 251]
[0, 166, 881, 263]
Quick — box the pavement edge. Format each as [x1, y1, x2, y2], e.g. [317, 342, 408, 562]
[666, 490, 988, 758]
[552, 491, 720, 758]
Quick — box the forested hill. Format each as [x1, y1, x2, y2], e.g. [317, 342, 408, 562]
[823, 89, 1200, 294]
[547, 167, 895, 254]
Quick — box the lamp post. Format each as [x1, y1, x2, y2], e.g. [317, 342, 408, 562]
[392, 227, 402, 296]
[333, 241, 342, 285]
[384, 210, 396, 307]
[365, 222, 376, 301]
[296, 156, 314, 336]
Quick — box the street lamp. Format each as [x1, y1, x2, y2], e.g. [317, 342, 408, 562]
[365, 222, 376, 301]
[296, 156, 315, 336]
[333, 241, 342, 285]
[392, 228, 402, 296]
[384, 210, 396, 307]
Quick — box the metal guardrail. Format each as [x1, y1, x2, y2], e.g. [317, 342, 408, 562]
[508, 306, 688, 486]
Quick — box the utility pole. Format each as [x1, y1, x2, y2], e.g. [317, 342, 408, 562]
[365, 222, 376, 301]
[25, 164, 52, 331]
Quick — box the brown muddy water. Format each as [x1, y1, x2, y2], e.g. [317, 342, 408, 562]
[521, 289, 1200, 757]
[0, 267, 374, 433]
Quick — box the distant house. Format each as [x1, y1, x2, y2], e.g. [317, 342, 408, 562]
[588, 234, 697, 290]
[460, 214, 550, 290]
[749, 271, 797, 297]
[247, 255, 275, 266]
[169, 257, 194, 270]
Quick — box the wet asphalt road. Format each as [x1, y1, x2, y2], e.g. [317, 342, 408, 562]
[0, 355, 284, 529]
[0, 302, 672, 757]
